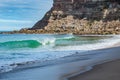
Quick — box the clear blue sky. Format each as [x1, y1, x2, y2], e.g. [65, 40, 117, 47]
[0, 0, 53, 31]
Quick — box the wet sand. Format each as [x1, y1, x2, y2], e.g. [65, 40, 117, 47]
[0, 46, 120, 80]
[69, 59, 120, 80]
[69, 43, 120, 80]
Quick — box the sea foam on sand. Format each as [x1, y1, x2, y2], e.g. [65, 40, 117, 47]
[0, 35, 120, 73]
[0, 46, 120, 80]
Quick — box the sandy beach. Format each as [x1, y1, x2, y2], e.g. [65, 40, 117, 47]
[69, 59, 120, 80]
[68, 42, 120, 80]
[0, 0, 120, 80]
[0, 45, 120, 80]
[69, 44, 120, 80]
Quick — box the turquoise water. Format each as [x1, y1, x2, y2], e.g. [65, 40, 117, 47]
[0, 34, 120, 73]
[0, 34, 111, 50]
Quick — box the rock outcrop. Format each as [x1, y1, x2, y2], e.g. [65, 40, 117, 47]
[12, 0, 120, 34]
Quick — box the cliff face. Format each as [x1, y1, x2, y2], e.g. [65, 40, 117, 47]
[30, 0, 120, 34]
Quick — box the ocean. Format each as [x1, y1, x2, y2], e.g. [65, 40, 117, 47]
[0, 34, 120, 73]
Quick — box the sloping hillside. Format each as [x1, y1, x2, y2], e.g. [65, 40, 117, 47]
[20, 0, 120, 34]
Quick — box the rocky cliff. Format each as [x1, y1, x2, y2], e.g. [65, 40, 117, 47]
[20, 0, 120, 34]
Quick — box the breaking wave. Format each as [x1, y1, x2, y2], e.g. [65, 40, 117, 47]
[0, 36, 74, 49]
[0, 40, 42, 48]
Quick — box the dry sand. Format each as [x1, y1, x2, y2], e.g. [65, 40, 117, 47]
[69, 59, 120, 80]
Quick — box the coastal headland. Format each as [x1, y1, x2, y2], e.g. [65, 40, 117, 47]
[1, 0, 120, 34]
[0, 0, 120, 80]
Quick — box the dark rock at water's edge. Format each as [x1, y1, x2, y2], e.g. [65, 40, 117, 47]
[2, 0, 120, 34]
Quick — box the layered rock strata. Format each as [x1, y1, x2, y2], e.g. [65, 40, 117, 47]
[14, 0, 120, 34]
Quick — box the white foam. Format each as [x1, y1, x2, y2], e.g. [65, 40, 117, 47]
[39, 38, 56, 45]
[0, 35, 120, 73]
[54, 35, 120, 51]
[0, 49, 85, 73]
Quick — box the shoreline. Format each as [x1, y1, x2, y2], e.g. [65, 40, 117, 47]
[1, 31, 120, 35]
[0, 44, 120, 80]
[67, 43, 120, 80]
[69, 59, 120, 80]
[0, 34, 119, 74]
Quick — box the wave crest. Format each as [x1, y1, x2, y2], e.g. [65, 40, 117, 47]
[0, 40, 42, 48]
[0, 35, 75, 49]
